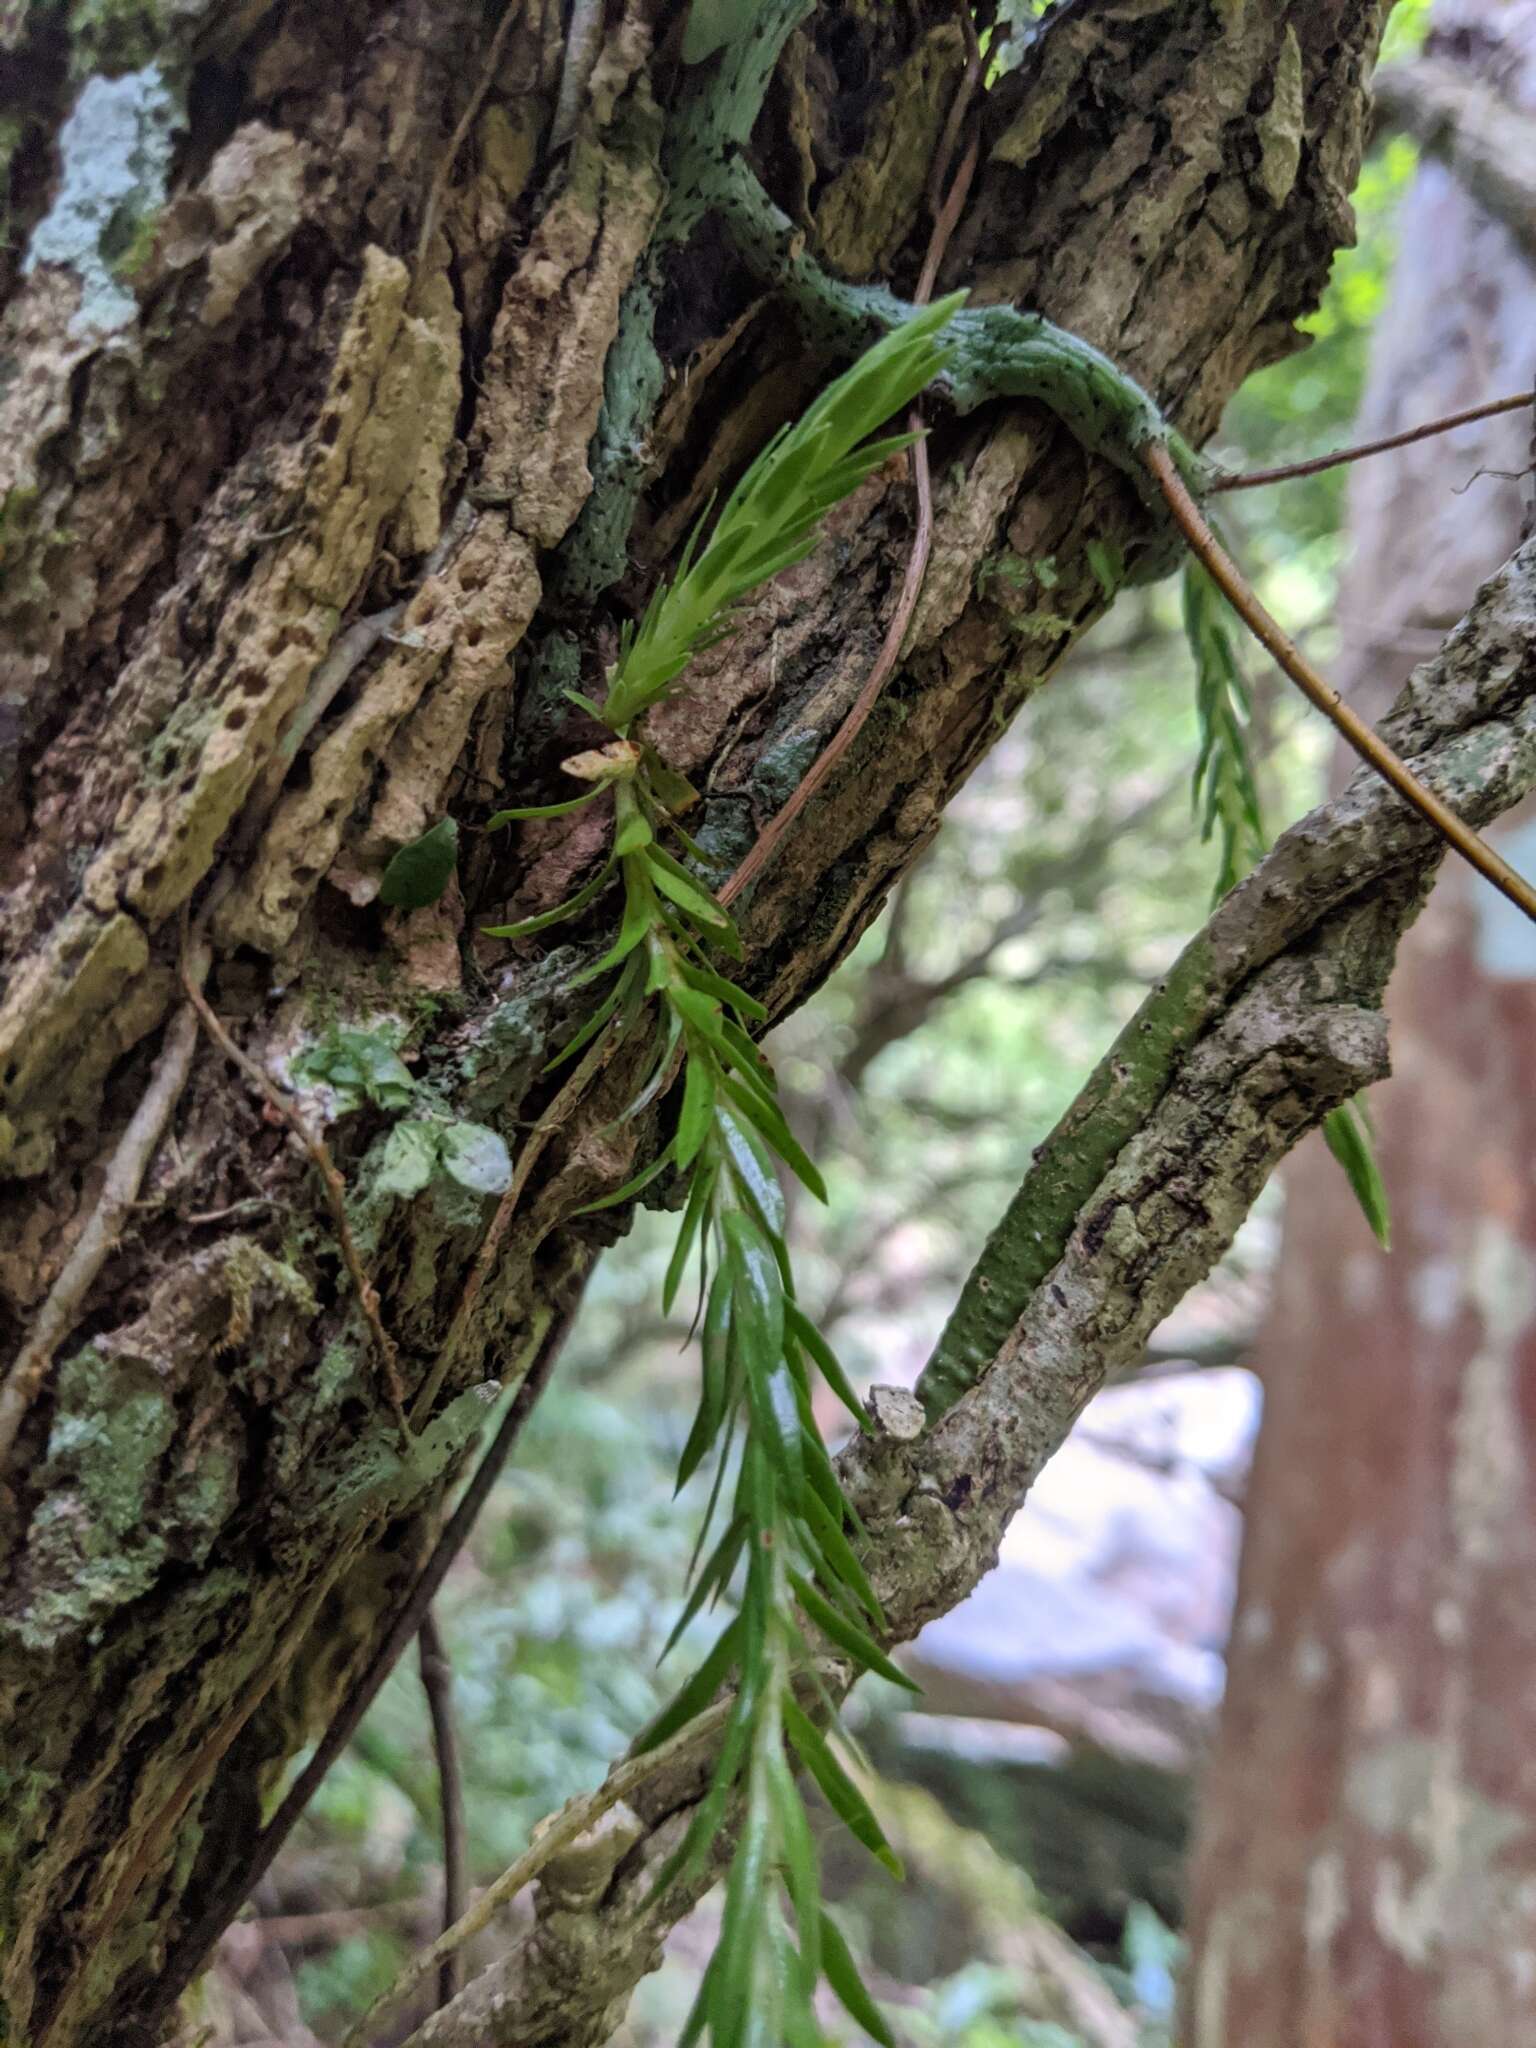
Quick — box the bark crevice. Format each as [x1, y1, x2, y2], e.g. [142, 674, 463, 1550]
[0, 2, 1384, 2039]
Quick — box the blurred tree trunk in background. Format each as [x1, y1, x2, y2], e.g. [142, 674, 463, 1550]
[0, 3, 1385, 2041]
[1185, 6, 1536, 2041]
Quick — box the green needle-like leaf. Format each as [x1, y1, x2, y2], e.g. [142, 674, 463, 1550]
[819, 1910, 895, 2047]
[1322, 1097, 1392, 1249]
[485, 787, 608, 826]
[662, 1512, 747, 1656]
[724, 1210, 787, 1383]
[569, 861, 657, 986]
[798, 1486, 882, 1626]
[663, 1160, 716, 1313]
[782, 1699, 902, 1877]
[788, 1569, 920, 1692]
[767, 1746, 821, 1978]
[717, 1105, 788, 1237]
[481, 862, 611, 939]
[719, 1075, 828, 1202]
[639, 1615, 743, 1753]
[683, 964, 769, 1022]
[541, 950, 645, 1074]
[785, 1301, 870, 1431]
[644, 846, 735, 929]
[676, 1053, 718, 1170]
[571, 1140, 675, 1215]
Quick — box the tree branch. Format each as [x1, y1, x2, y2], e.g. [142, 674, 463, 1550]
[1374, 58, 1536, 256]
[380, 536, 1536, 2048]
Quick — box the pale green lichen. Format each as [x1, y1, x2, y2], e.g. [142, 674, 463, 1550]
[1255, 26, 1305, 209]
[746, 726, 821, 815]
[291, 1381, 503, 1533]
[9, 1344, 178, 1647]
[23, 63, 181, 339]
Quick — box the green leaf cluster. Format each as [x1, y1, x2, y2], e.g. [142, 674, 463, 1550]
[601, 293, 960, 735]
[376, 1118, 513, 1199]
[476, 298, 965, 2045]
[1182, 558, 1266, 904]
[1181, 560, 1390, 1250]
[293, 1026, 417, 1113]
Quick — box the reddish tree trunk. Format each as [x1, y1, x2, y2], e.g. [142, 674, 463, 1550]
[1185, 9, 1536, 2041]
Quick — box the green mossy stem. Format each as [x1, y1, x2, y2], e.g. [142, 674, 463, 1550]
[711, 151, 1208, 560]
[917, 933, 1218, 1420]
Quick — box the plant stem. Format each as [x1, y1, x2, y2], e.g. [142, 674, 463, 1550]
[1210, 388, 1535, 492]
[345, 1697, 735, 2048]
[1145, 440, 1536, 925]
[418, 1610, 467, 2010]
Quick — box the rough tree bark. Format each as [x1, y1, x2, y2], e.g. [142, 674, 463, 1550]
[0, 2, 1444, 2042]
[1186, 7, 1536, 2042]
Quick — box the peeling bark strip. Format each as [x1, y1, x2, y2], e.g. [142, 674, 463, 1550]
[385, 536, 1536, 2048]
[0, 1, 1383, 2041]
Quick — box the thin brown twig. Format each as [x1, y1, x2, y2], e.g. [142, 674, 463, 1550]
[411, 1, 521, 296]
[341, 1694, 736, 2048]
[417, 1610, 467, 2011]
[1145, 439, 1536, 925]
[1210, 388, 1536, 492]
[923, 2, 984, 231]
[718, 447, 935, 910]
[180, 957, 413, 1439]
[247, 1901, 424, 1943]
[139, 1297, 579, 2043]
[408, 1022, 620, 1426]
[721, 10, 982, 910]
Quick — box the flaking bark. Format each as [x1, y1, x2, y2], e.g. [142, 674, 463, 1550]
[0, 2, 1382, 2040]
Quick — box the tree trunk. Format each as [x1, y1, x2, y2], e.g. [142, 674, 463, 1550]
[1185, 8, 1536, 2042]
[0, 2, 1399, 2040]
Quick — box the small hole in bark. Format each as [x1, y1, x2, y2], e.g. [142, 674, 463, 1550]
[225, 707, 248, 731]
